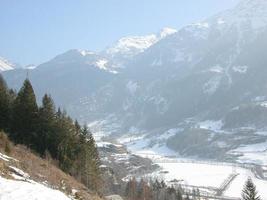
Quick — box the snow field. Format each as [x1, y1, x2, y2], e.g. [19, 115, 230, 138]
[0, 177, 71, 200]
[152, 162, 234, 188]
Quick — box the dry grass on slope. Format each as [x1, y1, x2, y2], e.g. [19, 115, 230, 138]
[0, 132, 102, 200]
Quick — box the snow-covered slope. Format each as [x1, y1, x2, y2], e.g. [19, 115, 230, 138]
[104, 27, 177, 67]
[106, 27, 177, 57]
[106, 34, 157, 58]
[0, 57, 15, 72]
[0, 177, 71, 200]
[0, 151, 72, 200]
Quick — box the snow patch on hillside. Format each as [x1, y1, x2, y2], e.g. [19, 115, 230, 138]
[78, 50, 94, 56]
[118, 130, 177, 160]
[94, 59, 118, 74]
[127, 139, 177, 160]
[254, 96, 266, 102]
[230, 139, 267, 165]
[209, 65, 224, 73]
[197, 120, 223, 132]
[158, 128, 182, 140]
[95, 59, 109, 70]
[126, 81, 138, 95]
[0, 177, 71, 200]
[203, 76, 222, 94]
[260, 101, 267, 108]
[234, 140, 267, 152]
[97, 141, 123, 148]
[0, 153, 17, 162]
[9, 166, 30, 180]
[88, 115, 122, 141]
[232, 65, 248, 73]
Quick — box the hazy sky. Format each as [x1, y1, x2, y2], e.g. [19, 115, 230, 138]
[0, 0, 240, 65]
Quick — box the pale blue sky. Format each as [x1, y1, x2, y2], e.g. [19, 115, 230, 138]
[0, 0, 240, 65]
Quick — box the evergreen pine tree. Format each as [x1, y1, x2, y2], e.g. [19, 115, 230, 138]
[141, 180, 153, 200]
[0, 74, 11, 131]
[137, 178, 145, 199]
[160, 180, 167, 189]
[242, 178, 261, 200]
[167, 186, 176, 200]
[125, 179, 131, 198]
[86, 131, 102, 192]
[74, 120, 81, 135]
[176, 188, 183, 200]
[129, 177, 137, 200]
[10, 79, 38, 148]
[37, 94, 56, 155]
[57, 112, 77, 172]
[152, 179, 161, 200]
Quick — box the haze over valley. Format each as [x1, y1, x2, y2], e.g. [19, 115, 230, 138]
[1, 0, 267, 199]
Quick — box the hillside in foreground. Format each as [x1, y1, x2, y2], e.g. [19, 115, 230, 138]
[0, 132, 102, 200]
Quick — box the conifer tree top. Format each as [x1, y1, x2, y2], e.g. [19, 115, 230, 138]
[242, 178, 261, 200]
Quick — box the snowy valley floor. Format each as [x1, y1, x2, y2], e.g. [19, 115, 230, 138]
[112, 135, 267, 199]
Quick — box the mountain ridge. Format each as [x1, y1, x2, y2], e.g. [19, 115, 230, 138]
[3, 0, 267, 161]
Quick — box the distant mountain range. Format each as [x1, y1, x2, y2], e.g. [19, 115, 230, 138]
[3, 0, 267, 161]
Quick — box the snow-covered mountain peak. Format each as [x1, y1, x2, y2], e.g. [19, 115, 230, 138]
[0, 57, 15, 72]
[105, 28, 178, 65]
[106, 34, 158, 58]
[159, 27, 177, 38]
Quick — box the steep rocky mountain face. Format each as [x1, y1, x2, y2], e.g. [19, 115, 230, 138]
[3, 0, 267, 160]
